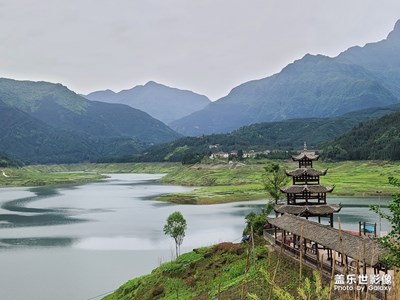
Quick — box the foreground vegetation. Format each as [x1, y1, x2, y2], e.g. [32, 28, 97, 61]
[104, 238, 400, 300]
[103, 239, 314, 300]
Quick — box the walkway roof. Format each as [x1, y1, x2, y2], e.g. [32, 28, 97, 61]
[267, 214, 384, 266]
[274, 204, 341, 215]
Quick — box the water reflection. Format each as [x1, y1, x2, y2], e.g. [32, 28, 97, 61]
[0, 174, 394, 300]
[0, 237, 75, 248]
[0, 185, 95, 228]
[0, 213, 88, 228]
[0, 176, 392, 248]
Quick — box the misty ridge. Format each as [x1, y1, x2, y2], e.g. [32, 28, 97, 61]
[1, 19, 400, 164]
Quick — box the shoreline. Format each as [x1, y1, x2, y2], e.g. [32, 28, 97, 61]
[0, 161, 397, 205]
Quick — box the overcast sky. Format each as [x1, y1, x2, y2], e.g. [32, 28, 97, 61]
[1, 0, 400, 100]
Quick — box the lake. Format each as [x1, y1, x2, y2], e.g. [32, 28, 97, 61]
[0, 174, 391, 300]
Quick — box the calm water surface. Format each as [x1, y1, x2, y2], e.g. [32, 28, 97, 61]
[0, 174, 391, 300]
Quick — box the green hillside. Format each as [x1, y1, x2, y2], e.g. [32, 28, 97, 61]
[120, 104, 400, 163]
[0, 152, 21, 168]
[323, 111, 400, 161]
[104, 241, 314, 300]
[0, 78, 87, 113]
[0, 78, 180, 163]
[0, 78, 179, 142]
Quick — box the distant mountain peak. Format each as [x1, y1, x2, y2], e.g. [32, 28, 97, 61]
[387, 19, 400, 39]
[85, 81, 211, 124]
[145, 80, 159, 86]
[95, 89, 116, 94]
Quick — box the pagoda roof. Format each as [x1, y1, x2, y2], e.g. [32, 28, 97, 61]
[285, 168, 327, 177]
[280, 184, 335, 194]
[292, 151, 319, 161]
[267, 214, 384, 266]
[274, 204, 341, 215]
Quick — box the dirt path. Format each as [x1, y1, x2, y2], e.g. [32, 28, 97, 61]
[1, 169, 9, 177]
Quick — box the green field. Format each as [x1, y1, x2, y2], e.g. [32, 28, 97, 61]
[0, 163, 179, 187]
[156, 160, 400, 204]
[1, 160, 399, 204]
[0, 165, 105, 187]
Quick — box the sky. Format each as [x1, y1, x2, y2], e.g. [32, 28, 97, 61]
[1, 0, 400, 100]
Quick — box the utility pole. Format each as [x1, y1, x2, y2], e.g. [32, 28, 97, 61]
[376, 190, 382, 236]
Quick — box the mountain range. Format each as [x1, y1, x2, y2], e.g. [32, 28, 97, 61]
[124, 104, 400, 163]
[85, 81, 211, 124]
[2, 20, 400, 164]
[169, 20, 400, 136]
[0, 79, 180, 163]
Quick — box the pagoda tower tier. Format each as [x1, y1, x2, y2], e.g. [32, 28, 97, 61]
[291, 150, 319, 168]
[285, 168, 328, 185]
[275, 143, 339, 227]
[280, 184, 335, 205]
[274, 204, 341, 216]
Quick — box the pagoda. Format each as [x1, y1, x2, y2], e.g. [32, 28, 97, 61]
[274, 143, 341, 227]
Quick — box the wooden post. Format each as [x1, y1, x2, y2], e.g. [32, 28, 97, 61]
[300, 225, 304, 282]
[251, 225, 256, 269]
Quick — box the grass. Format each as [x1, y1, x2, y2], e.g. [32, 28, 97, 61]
[0, 166, 105, 187]
[156, 162, 273, 204]
[103, 238, 314, 300]
[0, 162, 180, 187]
[1, 160, 400, 203]
[318, 160, 400, 196]
[157, 160, 400, 204]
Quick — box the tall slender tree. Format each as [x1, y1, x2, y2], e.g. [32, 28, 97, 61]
[262, 163, 289, 204]
[370, 176, 400, 267]
[164, 211, 187, 258]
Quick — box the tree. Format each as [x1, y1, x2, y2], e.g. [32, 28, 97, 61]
[262, 163, 289, 204]
[244, 201, 274, 236]
[164, 211, 187, 258]
[237, 149, 244, 161]
[370, 176, 400, 267]
[181, 153, 203, 165]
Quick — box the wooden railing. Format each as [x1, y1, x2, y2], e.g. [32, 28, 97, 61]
[263, 230, 387, 299]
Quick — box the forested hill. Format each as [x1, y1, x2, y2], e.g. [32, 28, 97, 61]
[323, 112, 400, 161]
[0, 78, 181, 163]
[0, 152, 21, 168]
[113, 104, 400, 163]
[0, 78, 179, 143]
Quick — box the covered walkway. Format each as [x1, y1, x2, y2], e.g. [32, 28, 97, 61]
[264, 214, 393, 298]
[265, 214, 387, 273]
